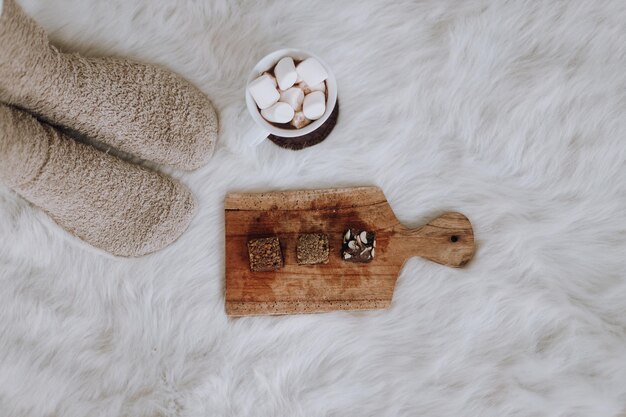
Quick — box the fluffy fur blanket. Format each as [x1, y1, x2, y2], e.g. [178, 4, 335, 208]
[1, 0, 625, 416]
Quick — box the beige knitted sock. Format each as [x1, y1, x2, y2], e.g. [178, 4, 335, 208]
[0, 103, 197, 257]
[0, 0, 218, 170]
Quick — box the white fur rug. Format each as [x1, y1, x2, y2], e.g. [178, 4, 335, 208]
[2, 0, 626, 416]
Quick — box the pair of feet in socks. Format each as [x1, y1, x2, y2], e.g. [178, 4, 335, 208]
[0, 0, 219, 256]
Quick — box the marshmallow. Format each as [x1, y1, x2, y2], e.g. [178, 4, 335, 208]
[279, 87, 305, 111]
[302, 91, 326, 120]
[274, 57, 298, 91]
[296, 58, 328, 87]
[248, 74, 279, 110]
[290, 111, 311, 129]
[299, 81, 326, 95]
[261, 102, 295, 124]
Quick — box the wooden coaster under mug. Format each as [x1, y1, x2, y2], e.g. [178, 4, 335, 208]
[268, 101, 339, 150]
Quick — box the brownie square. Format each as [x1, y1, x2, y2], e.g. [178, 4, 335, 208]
[341, 229, 376, 263]
[247, 237, 283, 272]
[296, 233, 329, 265]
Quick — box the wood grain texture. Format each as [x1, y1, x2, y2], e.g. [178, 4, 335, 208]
[225, 187, 475, 316]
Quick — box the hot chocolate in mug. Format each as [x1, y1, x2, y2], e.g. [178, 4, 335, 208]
[244, 48, 338, 147]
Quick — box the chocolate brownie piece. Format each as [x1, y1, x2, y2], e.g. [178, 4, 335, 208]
[341, 229, 376, 263]
[247, 237, 283, 272]
[297, 233, 329, 265]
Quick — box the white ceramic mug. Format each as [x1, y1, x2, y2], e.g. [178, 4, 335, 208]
[244, 48, 338, 145]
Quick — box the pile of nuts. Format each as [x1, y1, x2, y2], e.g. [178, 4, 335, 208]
[341, 229, 376, 263]
[248, 56, 329, 129]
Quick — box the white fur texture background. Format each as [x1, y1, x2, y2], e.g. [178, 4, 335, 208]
[1, 0, 626, 416]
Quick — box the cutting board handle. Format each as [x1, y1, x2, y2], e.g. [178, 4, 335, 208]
[394, 212, 475, 268]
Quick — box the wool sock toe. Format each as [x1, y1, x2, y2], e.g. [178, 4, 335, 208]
[0, 104, 197, 257]
[0, 0, 218, 171]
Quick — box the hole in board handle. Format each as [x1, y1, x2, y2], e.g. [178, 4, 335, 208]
[450, 235, 459, 243]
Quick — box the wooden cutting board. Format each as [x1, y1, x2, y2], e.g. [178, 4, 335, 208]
[225, 187, 475, 316]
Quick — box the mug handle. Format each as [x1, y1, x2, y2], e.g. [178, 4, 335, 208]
[244, 123, 270, 146]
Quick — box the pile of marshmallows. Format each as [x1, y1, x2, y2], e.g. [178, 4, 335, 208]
[248, 56, 329, 129]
